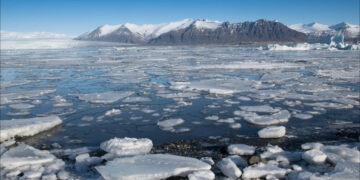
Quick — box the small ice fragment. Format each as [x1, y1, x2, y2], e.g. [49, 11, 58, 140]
[216, 158, 242, 178]
[157, 118, 184, 132]
[74, 91, 134, 104]
[105, 109, 121, 116]
[204, 115, 219, 121]
[100, 137, 153, 156]
[227, 144, 256, 155]
[258, 126, 286, 138]
[301, 142, 324, 150]
[302, 149, 327, 164]
[9, 103, 35, 110]
[293, 113, 313, 120]
[229, 123, 242, 129]
[240, 105, 279, 113]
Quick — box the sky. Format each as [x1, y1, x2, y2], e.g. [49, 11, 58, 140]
[1, 0, 359, 35]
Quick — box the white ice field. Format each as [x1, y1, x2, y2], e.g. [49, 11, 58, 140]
[0, 40, 359, 179]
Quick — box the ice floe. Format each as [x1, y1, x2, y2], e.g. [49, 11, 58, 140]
[239, 105, 279, 113]
[242, 163, 289, 179]
[0, 143, 65, 179]
[73, 91, 134, 104]
[234, 110, 291, 126]
[105, 108, 121, 116]
[100, 137, 153, 157]
[188, 170, 215, 180]
[157, 118, 185, 132]
[0, 115, 62, 143]
[216, 158, 242, 178]
[9, 103, 35, 110]
[227, 144, 256, 155]
[302, 149, 327, 164]
[258, 126, 286, 138]
[96, 154, 211, 180]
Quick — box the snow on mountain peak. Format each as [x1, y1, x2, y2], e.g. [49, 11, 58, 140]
[289, 22, 330, 34]
[193, 19, 222, 30]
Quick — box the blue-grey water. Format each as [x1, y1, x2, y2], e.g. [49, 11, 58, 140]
[1, 42, 359, 148]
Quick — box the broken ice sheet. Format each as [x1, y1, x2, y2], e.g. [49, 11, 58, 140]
[72, 91, 134, 104]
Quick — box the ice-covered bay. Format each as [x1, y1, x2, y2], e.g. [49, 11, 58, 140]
[0, 43, 359, 153]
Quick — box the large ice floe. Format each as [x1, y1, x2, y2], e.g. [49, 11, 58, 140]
[234, 109, 291, 126]
[72, 91, 134, 104]
[0, 116, 62, 143]
[0, 143, 66, 179]
[96, 154, 211, 180]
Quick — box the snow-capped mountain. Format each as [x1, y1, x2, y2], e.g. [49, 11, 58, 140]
[76, 19, 307, 45]
[289, 22, 360, 39]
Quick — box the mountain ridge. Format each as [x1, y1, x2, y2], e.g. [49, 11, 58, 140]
[75, 19, 308, 45]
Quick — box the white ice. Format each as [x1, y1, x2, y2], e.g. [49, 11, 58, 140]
[242, 163, 289, 179]
[0, 115, 62, 143]
[157, 118, 185, 132]
[73, 91, 134, 104]
[258, 126, 286, 138]
[239, 105, 279, 113]
[216, 158, 242, 178]
[302, 149, 327, 164]
[96, 154, 211, 180]
[105, 109, 122, 116]
[188, 170, 215, 180]
[100, 137, 153, 157]
[227, 144, 256, 155]
[234, 110, 290, 126]
[9, 103, 35, 110]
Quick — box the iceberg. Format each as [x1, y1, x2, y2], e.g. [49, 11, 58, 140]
[96, 154, 211, 180]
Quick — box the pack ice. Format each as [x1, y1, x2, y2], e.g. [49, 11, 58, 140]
[0, 143, 66, 179]
[96, 154, 211, 180]
[0, 116, 62, 143]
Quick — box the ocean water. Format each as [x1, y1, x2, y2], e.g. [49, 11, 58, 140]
[1, 41, 359, 148]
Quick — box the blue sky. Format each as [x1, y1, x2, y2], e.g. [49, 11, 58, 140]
[1, 0, 359, 35]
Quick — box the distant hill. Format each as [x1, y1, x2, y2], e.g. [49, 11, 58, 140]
[75, 19, 308, 45]
[289, 22, 360, 43]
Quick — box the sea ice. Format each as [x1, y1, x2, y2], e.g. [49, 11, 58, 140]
[234, 110, 290, 126]
[204, 115, 219, 121]
[188, 170, 215, 180]
[157, 118, 185, 132]
[258, 126, 286, 138]
[96, 154, 211, 180]
[100, 137, 153, 156]
[216, 158, 242, 178]
[73, 91, 134, 104]
[229, 123, 242, 129]
[227, 144, 256, 155]
[105, 108, 122, 116]
[242, 163, 289, 179]
[0, 144, 65, 179]
[0, 115, 62, 143]
[293, 113, 313, 120]
[9, 103, 35, 110]
[239, 105, 279, 113]
[302, 149, 327, 164]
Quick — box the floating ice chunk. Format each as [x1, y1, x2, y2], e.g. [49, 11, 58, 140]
[242, 163, 288, 179]
[0, 116, 62, 142]
[1, 89, 56, 105]
[216, 158, 242, 178]
[302, 149, 327, 164]
[73, 91, 134, 104]
[9, 103, 35, 110]
[188, 170, 215, 180]
[229, 123, 242, 129]
[105, 109, 121, 116]
[237, 96, 251, 101]
[0, 144, 56, 169]
[204, 115, 219, 121]
[293, 113, 313, 120]
[261, 72, 302, 82]
[100, 137, 153, 156]
[301, 142, 324, 150]
[304, 102, 353, 109]
[96, 154, 211, 180]
[200, 157, 215, 165]
[75, 153, 102, 171]
[224, 155, 248, 168]
[23, 170, 43, 179]
[258, 126, 286, 138]
[217, 118, 235, 123]
[123, 96, 152, 103]
[260, 145, 302, 163]
[227, 144, 256, 155]
[7, 111, 31, 116]
[240, 105, 279, 113]
[157, 118, 184, 132]
[234, 110, 290, 126]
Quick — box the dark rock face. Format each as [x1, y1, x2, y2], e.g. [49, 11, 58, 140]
[76, 19, 308, 45]
[148, 20, 308, 45]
